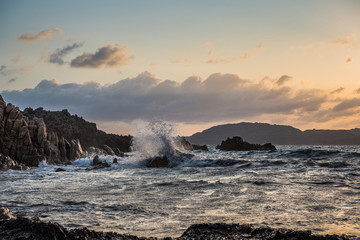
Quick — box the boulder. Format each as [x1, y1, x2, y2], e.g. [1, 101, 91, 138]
[146, 156, 169, 168]
[102, 144, 115, 155]
[216, 136, 276, 151]
[113, 158, 118, 164]
[92, 155, 110, 168]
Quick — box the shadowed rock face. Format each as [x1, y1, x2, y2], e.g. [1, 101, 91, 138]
[0, 95, 133, 168]
[0, 95, 81, 167]
[216, 136, 276, 151]
[0, 208, 353, 240]
[22, 107, 132, 152]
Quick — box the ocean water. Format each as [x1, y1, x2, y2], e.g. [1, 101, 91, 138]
[1, 123, 359, 238]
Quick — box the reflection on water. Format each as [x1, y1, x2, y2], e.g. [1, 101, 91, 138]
[0, 145, 359, 238]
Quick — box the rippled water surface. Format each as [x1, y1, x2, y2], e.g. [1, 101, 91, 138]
[1, 145, 360, 238]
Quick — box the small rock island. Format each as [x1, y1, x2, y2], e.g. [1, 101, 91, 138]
[216, 136, 276, 151]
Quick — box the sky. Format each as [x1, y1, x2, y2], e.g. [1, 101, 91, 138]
[0, 0, 359, 136]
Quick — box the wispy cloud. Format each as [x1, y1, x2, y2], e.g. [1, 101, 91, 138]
[8, 78, 17, 83]
[0, 65, 6, 76]
[48, 42, 84, 65]
[70, 44, 134, 68]
[15, 28, 63, 42]
[346, 57, 352, 64]
[330, 87, 345, 95]
[276, 75, 293, 86]
[330, 34, 357, 46]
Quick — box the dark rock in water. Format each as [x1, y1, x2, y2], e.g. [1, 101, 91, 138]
[92, 155, 100, 166]
[0, 209, 353, 240]
[91, 155, 110, 169]
[113, 158, 118, 164]
[192, 144, 209, 151]
[146, 156, 170, 168]
[55, 168, 66, 172]
[216, 136, 276, 151]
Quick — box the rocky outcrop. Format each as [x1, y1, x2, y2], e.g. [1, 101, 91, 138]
[22, 107, 132, 152]
[0, 208, 353, 240]
[0, 154, 30, 170]
[216, 136, 276, 151]
[0, 95, 83, 167]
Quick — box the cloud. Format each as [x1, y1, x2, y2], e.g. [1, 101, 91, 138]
[0, 65, 6, 76]
[276, 75, 293, 86]
[1, 72, 329, 125]
[15, 28, 63, 42]
[330, 34, 357, 46]
[333, 98, 360, 112]
[330, 87, 345, 95]
[48, 42, 84, 65]
[208, 49, 214, 56]
[355, 88, 360, 94]
[346, 57, 352, 64]
[8, 78, 17, 83]
[70, 44, 133, 68]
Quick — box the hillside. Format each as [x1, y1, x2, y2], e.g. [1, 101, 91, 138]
[187, 122, 360, 145]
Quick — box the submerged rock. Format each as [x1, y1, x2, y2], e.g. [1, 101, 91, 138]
[216, 136, 276, 151]
[55, 168, 66, 172]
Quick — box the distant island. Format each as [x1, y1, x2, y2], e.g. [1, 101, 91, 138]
[187, 122, 360, 146]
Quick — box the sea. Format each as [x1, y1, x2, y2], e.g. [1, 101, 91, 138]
[0, 122, 359, 238]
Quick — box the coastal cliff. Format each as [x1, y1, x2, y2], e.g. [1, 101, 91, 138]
[0, 95, 131, 168]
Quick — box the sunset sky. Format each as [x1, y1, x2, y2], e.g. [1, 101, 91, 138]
[1, 0, 359, 135]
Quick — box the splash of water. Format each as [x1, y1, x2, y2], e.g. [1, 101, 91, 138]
[131, 120, 179, 159]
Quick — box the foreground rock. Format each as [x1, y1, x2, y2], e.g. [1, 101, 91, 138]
[216, 136, 276, 151]
[0, 208, 355, 240]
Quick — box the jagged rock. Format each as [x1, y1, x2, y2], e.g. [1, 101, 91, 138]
[103, 144, 115, 155]
[113, 158, 118, 164]
[146, 156, 169, 168]
[112, 147, 125, 157]
[0, 154, 30, 170]
[0, 95, 85, 167]
[174, 136, 193, 151]
[192, 144, 209, 151]
[88, 146, 107, 156]
[22, 107, 132, 152]
[216, 136, 276, 151]
[0, 207, 16, 220]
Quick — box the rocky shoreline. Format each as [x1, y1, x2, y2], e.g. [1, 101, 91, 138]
[0, 207, 356, 240]
[0, 95, 131, 170]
